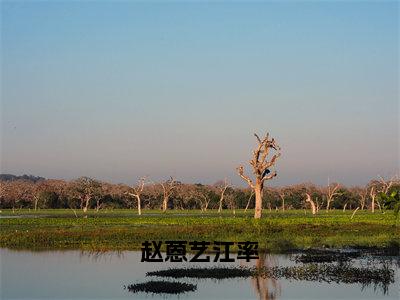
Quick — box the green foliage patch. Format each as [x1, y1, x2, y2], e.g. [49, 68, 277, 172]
[1, 209, 398, 252]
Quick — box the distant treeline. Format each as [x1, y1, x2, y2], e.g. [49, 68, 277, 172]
[0, 174, 45, 183]
[0, 174, 399, 211]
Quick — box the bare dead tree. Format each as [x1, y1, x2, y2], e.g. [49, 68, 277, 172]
[160, 176, 176, 212]
[360, 188, 368, 211]
[325, 180, 340, 211]
[368, 175, 397, 212]
[128, 177, 147, 215]
[33, 184, 42, 211]
[95, 198, 105, 212]
[277, 187, 288, 212]
[378, 175, 397, 194]
[377, 175, 399, 211]
[197, 193, 210, 212]
[280, 193, 285, 211]
[225, 192, 237, 216]
[216, 178, 230, 213]
[193, 185, 212, 212]
[70, 177, 102, 215]
[370, 186, 377, 213]
[366, 176, 398, 213]
[305, 193, 316, 215]
[237, 133, 281, 219]
[175, 183, 193, 210]
[315, 196, 321, 213]
[352, 186, 368, 210]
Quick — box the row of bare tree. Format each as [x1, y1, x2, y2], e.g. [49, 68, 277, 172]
[0, 133, 398, 218]
[1, 175, 398, 214]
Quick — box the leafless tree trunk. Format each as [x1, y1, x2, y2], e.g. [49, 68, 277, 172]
[376, 201, 383, 211]
[325, 181, 340, 211]
[343, 203, 347, 212]
[70, 208, 78, 217]
[217, 178, 229, 213]
[370, 186, 376, 213]
[379, 175, 396, 194]
[160, 177, 176, 212]
[95, 199, 104, 212]
[128, 177, 146, 216]
[190, 186, 211, 212]
[82, 195, 91, 213]
[305, 193, 316, 215]
[359, 188, 368, 210]
[199, 194, 210, 212]
[279, 193, 285, 211]
[225, 193, 236, 216]
[351, 207, 360, 219]
[34, 196, 39, 211]
[244, 190, 255, 212]
[315, 197, 321, 213]
[237, 133, 281, 219]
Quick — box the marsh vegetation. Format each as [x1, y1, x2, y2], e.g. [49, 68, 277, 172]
[1, 209, 399, 252]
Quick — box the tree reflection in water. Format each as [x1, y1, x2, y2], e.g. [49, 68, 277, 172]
[79, 250, 125, 262]
[252, 252, 281, 300]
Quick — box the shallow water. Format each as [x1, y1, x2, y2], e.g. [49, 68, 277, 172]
[0, 215, 49, 219]
[1, 249, 398, 299]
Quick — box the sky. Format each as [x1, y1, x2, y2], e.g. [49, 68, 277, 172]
[1, 1, 399, 187]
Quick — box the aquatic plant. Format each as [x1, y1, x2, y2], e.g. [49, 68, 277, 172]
[147, 267, 253, 279]
[292, 248, 361, 263]
[261, 263, 394, 294]
[147, 263, 395, 294]
[124, 280, 196, 294]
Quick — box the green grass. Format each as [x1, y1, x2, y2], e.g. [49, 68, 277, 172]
[1, 209, 398, 252]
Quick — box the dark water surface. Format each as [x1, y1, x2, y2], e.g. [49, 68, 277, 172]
[1, 249, 398, 299]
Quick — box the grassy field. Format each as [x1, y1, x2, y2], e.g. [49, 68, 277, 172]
[0, 209, 399, 252]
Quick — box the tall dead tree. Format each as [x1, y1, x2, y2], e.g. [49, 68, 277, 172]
[128, 177, 146, 215]
[160, 177, 176, 212]
[237, 133, 281, 219]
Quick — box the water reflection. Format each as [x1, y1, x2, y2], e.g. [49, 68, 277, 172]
[252, 252, 281, 300]
[1, 249, 399, 299]
[79, 250, 125, 262]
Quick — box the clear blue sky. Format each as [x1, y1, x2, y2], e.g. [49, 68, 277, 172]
[1, 1, 398, 186]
